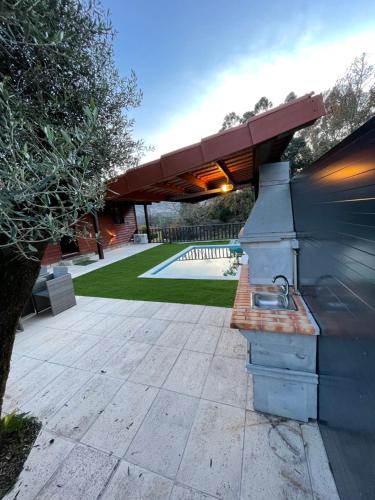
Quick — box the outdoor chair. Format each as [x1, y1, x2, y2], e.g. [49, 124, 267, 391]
[32, 269, 76, 316]
[52, 266, 69, 278]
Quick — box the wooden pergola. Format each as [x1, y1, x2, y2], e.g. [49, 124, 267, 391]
[107, 93, 325, 238]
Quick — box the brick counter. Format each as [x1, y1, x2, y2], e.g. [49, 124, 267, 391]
[230, 265, 318, 335]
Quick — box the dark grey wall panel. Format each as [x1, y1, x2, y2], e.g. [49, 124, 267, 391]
[291, 118, 375, 500]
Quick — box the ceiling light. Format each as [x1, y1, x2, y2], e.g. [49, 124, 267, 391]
[221, 183, 234, 193]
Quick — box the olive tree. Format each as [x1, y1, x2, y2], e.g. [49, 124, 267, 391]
[0, 0, 142, 415]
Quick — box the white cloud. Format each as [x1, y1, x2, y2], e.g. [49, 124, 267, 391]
[142, 28, 375, 162]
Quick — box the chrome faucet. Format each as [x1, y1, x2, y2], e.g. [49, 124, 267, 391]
[272, 275, 290, 303]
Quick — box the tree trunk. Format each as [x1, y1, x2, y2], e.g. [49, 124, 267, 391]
[0, 244, 46, 417]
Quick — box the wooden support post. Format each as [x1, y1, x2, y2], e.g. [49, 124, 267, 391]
[143, 204, 151, 243]
[92, 211, 104, 260]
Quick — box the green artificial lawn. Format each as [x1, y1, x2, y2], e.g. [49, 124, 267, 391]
[73, 241, 238, 307]
[74, 258, 96, 266]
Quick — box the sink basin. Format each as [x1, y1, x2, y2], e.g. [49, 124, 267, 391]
[252, 292, 297, 311]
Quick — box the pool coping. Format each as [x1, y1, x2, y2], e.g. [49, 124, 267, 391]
[139, 244, 244, 280]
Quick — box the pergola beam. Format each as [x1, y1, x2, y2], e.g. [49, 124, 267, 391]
[171, 187, 225, 202]
[114, 191, 166, 202]
[216, 160, 236, 185]
[178, 173, 207, 191]
[155, 182, 185, 194]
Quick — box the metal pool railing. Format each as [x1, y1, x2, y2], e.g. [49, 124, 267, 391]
[149, 222, 244, 243]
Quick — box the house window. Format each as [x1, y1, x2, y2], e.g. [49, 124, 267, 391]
[112, 206, 124, 224]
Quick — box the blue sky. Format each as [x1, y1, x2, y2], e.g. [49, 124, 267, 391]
[102, 0, 375, 162]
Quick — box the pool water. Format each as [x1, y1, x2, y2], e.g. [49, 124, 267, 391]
[141, 245, 245, 280]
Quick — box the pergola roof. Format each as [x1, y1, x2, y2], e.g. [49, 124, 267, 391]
[108, 93, 325, 204]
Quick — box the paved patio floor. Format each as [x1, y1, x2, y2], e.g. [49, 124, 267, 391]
[4, 297, 339, 500]
[54, 243, 161, 279]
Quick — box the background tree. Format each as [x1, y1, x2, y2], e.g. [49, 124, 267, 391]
[281, 91, 313, 172]
[179, 188, 254, 225]
[302, 53, 375, 160]
[253, 96, 273, 114]
[222, 54, 375, 172]
[284, 91, 297, 103]
[0, 0, 142, 415]
[220, 96, 273, 131]
[220, 111, 242, 132]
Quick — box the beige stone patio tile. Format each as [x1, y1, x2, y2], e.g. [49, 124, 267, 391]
[6, 356, 43, 386]
[128, 345, 180, 387]
[82, 313, 125, 335]
[170, 485, 218, 500]
[184, 324, 222, 354]
[75, 295, 98, 306]
[246, 374, 254, 411]
[125, 389, 199, 478]
[105, 316, 148, 341]
[76, 296, 112, 312]
[37, 444, 117, 500]
[41, 308, 92, 330]
[127, 300, 165, 318]
[25, 332, 77, 361]
[241, 411, 313, 500]
[97, 299, 146, 316]
[67, 311, 109, 332]
[202, 355, 248, 408]
[198, 306, 229, 327]
[101, 340, 151, 379]
[72, 337, 124, 372]
[13, 327, 67, 356]
[95, 298, 129, 313]
[4, 361, 65, 412]
[153, 302, 187, 320]
[48, 332, 100, 366]
[46, 374, 123, 439]
[163, 350, 212, 398]
[223, 307, 234, 328]
[101, 460, 173, 500]
[215, 327, 247, 359]
[173, 304, 205, 323]
[177, 399, 245, 499]
[156, 321, 194, 350]
[301, 423, 340, 500]
[22, 367, 92, 422]
[81, 381, 158, 456]
[131, 318, 170, 344]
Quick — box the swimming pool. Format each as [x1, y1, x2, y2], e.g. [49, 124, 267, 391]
[140, 244, 245, 280]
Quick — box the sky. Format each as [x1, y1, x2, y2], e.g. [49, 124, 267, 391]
[102, 0, 375, 163]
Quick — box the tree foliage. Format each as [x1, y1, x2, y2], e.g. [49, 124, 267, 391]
[0, 0, 144, 417]
[0, 91, 102, 257]
[300, 53, 375, 160]
[179, 188, 255, 225]
[0, 0, 142, 259]
[220, 96, 273, 131]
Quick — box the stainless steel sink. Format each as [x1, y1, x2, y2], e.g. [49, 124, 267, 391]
[252, 292, 297, 311]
